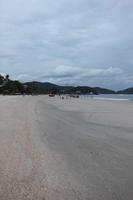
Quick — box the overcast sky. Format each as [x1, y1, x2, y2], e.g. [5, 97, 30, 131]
[0, 0, 133, 90]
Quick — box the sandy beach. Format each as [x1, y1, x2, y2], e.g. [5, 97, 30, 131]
[0, 95, 133, 200]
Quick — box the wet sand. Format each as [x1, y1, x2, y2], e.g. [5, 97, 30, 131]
[0, 95, 133, 199]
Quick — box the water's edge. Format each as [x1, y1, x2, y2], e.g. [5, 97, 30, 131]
[81, 94, 133, 101]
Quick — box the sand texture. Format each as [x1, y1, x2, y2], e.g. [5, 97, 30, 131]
[0, 95, 133, 199]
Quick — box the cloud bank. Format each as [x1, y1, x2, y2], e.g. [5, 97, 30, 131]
[0, 0, 133, 89]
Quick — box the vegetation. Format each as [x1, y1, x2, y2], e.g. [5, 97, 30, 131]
[0, 73, 133, 95]
[24, 82, 115, 95]
[0, 74, 24, 95]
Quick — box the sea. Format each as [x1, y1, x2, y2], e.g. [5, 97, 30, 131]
[84, 94, 133, 101]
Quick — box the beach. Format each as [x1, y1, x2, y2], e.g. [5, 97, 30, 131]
[0, 95, 133, 199]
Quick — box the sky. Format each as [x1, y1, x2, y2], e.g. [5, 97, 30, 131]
[0, 0, 133, 90]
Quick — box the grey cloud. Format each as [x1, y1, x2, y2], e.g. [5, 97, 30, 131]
[0, 0, 133, 89]
[34, 66, 124, 88]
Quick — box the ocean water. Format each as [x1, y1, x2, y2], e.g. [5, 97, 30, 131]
[85, 94, 133, 101]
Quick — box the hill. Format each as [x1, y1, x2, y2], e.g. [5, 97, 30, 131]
[117, 87, 133, 94]
[24, 81, 116, 94]
[1, 73, 133, 95]
[93, 87, 116, 94]
[26, 81, 57, 89]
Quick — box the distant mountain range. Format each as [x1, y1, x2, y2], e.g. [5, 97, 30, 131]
[25, 81, 133, 94]
[0, 73, 133, 95]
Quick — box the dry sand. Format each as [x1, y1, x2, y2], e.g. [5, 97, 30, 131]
[0, 95, 133, 199]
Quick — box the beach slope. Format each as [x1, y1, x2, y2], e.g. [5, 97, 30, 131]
[0, 96, 133, 200]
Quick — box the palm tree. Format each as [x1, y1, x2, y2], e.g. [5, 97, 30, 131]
[5, 74, 9, 80]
